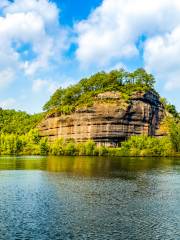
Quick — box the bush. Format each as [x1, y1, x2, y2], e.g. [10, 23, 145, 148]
[97, 146, 108, 156]
[40, 138, 49, 155]
[76, 143, 86, 155]
[49, 138, 65, 155]
[120, 135, 174, 156]
[169, 120, 180, 152]
[0, 131, 178, 156]
[64, 142, 76, 155]
[84, 140, 96, 155]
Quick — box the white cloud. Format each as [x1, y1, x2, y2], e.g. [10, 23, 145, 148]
[32, 79, 59, 93]
[0, 0, 67, 76]
[75, 0, 180, 90]
[4, 0, 58, 25]
[144, 26, 180, 90]
[0, 98, 16, 109]
[0, 68, 14, 89]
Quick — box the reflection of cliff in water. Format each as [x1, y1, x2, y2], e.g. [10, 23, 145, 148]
[0, 156, 179, 179]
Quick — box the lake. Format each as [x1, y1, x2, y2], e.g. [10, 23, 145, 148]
[0, 156, 179, 240]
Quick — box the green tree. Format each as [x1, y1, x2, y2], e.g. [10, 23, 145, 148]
[0, 109, 43, 135]
[64, 142, 76, 155]
[85, 140, 96, 155]
[43, 68, 157, 115]
[169, 120, 180, 152]
[40, 138, 49, 155]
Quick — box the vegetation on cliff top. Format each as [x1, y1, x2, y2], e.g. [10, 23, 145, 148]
[44, 68, 179, 118]
[43, 68, 156, 115]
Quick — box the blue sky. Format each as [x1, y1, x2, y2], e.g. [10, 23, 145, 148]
[0, 0, 180, 113]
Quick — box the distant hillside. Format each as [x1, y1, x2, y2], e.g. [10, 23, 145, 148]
[0, 109, 43, 135]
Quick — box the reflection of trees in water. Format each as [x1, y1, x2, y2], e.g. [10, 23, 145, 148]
[46, 156, 177, 178]
[0, 156, 178, 179]
[0, 157, 46, 171]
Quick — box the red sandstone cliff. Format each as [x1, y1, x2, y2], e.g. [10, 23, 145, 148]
[39, 91, 165, 146]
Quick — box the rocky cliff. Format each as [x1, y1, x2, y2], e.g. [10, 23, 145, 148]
[39, 91, 165, 146]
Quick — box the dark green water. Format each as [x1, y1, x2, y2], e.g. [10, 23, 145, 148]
[0, 156, 180, 240]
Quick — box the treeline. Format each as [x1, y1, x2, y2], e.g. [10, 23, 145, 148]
[0, 118, 179, 156]
[44, 68, 179, 118]
[160, 98, 179, 118]
[43, 68, 157, 115]
[0, 130, 43, 155]
[0, 109, 43, 134]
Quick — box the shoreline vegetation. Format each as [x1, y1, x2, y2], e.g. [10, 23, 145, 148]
[0, 136, 179, 157]
[0, 69, 179, 157]
[0, 119, 179, 157]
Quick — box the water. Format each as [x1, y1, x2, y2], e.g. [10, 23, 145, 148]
[0, 156, 179, 240]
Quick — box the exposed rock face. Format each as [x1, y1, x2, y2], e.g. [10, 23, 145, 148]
[39, 91, 165, 146]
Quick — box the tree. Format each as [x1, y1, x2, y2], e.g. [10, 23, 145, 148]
[85, 140, 96, 155]
[43, 88, 64, 111]
[169, 120, 180, 152]
[43, 68, 157, 115]
[40, 138, 49, 155]
[133, 68, 155, 88]
[0, 109, 43, 135]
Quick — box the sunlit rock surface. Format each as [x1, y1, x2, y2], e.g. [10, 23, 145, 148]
[39, 91, 165, 146]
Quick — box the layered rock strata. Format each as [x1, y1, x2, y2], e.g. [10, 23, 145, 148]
[39, 91, 165, 146]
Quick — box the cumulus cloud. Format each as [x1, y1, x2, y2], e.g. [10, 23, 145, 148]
[4, 0, 58, 24]
[0, 0, 67, 76]
[75, 0, 180, 90]
[144, 26, 180, 90]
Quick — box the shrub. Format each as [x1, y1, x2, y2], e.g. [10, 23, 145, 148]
[49, 138, 65, 155]
[40, 138, 49, 155]
[169, 120, 180, 152]
[85, 140, 96, 155]
[64, 142, 76, 156]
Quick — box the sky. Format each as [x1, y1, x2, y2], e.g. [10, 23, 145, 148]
[0, 0, 180, 113]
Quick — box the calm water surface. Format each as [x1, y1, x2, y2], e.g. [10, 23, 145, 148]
[0, 156, 180, 240]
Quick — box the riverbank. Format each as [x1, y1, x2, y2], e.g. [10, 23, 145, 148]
[0, 133, 179, 157]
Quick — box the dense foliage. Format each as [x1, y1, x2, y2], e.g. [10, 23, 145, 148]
[0, 119, 179, 156]
[168, 119, 180, 152]
[0, 130, 41, 155]
[43, 68, 156, 114]
[160, 98, 179, 118]
[0, 109, 43, 134]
